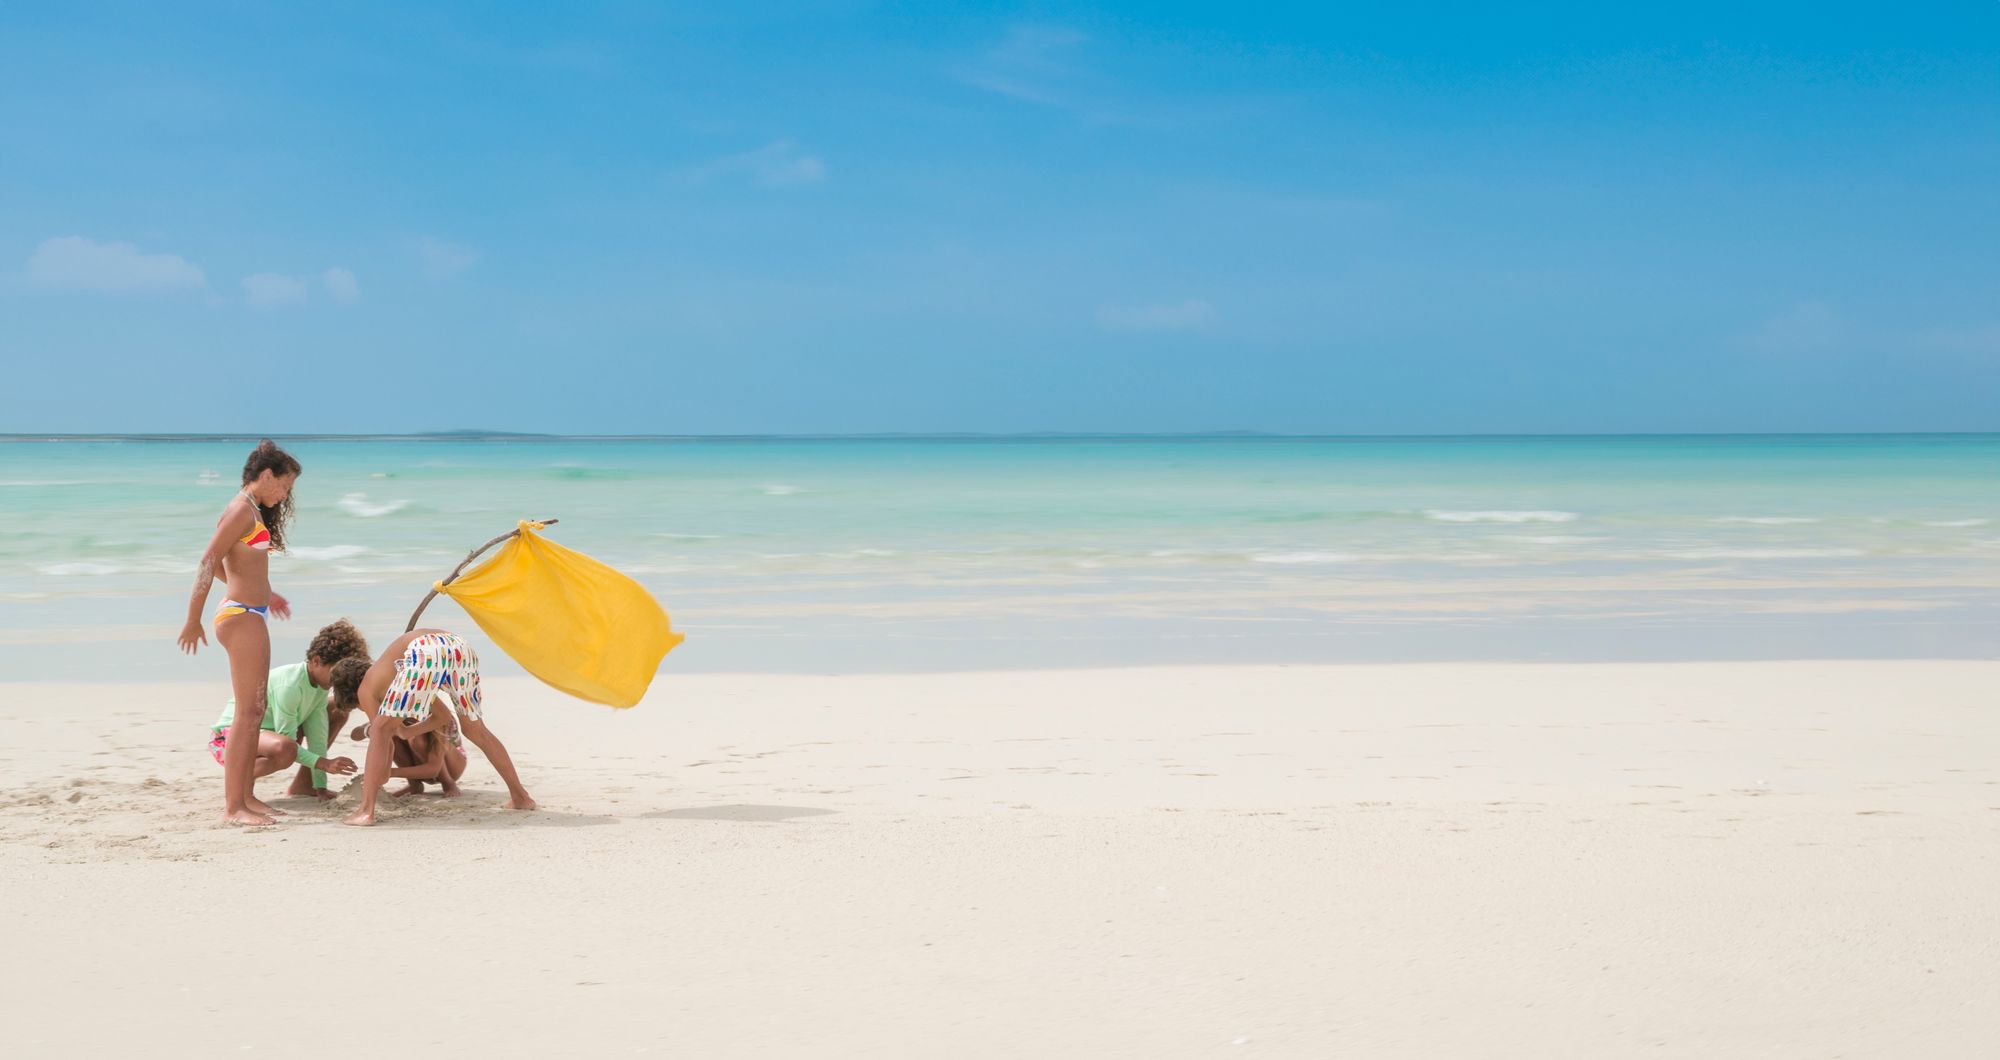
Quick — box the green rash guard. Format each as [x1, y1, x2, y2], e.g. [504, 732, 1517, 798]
[214, 662, 333, 789]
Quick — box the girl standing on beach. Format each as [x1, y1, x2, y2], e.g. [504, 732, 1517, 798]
[178, 440, 302, 826]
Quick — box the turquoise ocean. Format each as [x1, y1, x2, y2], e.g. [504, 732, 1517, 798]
[2, 435, 1996, 680]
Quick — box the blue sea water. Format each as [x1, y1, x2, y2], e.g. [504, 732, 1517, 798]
[2, 435, 1996, 679]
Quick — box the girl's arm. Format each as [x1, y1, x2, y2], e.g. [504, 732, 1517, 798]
[386, 740, 447, 781]
[396, 700, 451, 739]
[178, 503, 252, 654]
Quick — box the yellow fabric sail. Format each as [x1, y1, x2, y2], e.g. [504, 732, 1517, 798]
[437, 521, 682, 708]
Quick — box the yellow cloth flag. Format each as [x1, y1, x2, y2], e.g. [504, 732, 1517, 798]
[437, 521, 682, 708]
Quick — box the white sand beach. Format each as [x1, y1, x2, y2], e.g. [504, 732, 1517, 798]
[2, 661, 1995, 1057]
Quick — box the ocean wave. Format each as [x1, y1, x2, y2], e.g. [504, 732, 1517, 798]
[286, 544, 370, 562]
[1664, 548, 1864, 560]
[762, 484, 802, 496]
[1713, 516, 1821, 525]
[337, 493, 410, 518]
[1496, 535, 1604, 545]
[653, 532, 723, 540]
[1425, 509, 1577, 524]
[1922, 519, 1990, 527]
[0, 480, 87, 487]
[36, 561, 122, 576]
[1251, 551, 1357, 564]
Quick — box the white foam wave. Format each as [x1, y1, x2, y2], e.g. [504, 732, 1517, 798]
[1713, 516, 1820, 525]
[1664, 548, 1863, 560]
[287, 545, 369, 562]
[37, 561, 122, 575]
[1923, 519, 1990, 527]
[1251, 551, 1357, 564]
[337, 492, 409, 518]
[761, 484, 801, 496]
[1425, 509, 1577, 524]
[1498, 535, 1604, 545]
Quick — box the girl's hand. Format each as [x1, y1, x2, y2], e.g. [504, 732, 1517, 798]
[177, 620, 207, 655]
[268, 592, 292, 621]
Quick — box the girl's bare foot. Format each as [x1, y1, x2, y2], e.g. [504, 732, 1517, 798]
[389, 783, 419, 798]
[342, 808, 377, 827]
[506, 794, 536, 811]
[222, 807, 277, 826]
[286, 773, 314, 797]
[247, 795, 287, 817]
[440, 778, 461, 798]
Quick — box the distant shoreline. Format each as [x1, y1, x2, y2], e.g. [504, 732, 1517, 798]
[5, 431, 1998, 444]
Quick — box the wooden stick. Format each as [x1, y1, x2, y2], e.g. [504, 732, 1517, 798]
[404, 518, 560, 632]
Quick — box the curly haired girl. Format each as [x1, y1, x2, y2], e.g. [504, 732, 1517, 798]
[179, 439, 303, 825]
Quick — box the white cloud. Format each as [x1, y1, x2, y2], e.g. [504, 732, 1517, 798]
[1912, 323, 2000, 362]
[322, 267, 360, 303]
[240, 273, 309, 306]
[415, 236, 479, 280]
[1096, 299, 1217, 333]
[26, 236, 207, 293]
[956, 25, 1103, 115]
[688, 140, 826, 188]
[1734, 301, 1849, 356]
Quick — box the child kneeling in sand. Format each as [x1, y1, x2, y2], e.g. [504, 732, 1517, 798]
[343, 628, 535, 827]
[207, 619, 371, 804]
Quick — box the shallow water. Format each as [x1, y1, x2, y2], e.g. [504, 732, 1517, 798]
[4, 434, 1997, 677]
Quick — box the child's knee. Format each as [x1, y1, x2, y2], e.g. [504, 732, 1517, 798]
[271, 735, 299, 764]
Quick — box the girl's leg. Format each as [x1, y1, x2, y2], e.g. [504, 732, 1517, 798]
[215, 615, 274, 825]
[389, 739, 427, 796]
[458, 717, 534, 810]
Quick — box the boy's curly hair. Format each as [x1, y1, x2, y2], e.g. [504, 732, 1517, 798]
[306, 619, 370, 667]
[328, 656, 371, 710]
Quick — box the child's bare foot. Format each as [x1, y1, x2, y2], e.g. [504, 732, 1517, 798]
[247, 795, 287, 817]
[286, 774, 314, 797]
[342, 808, 377, 827]
[506, 794, 536, 811]
[441, 778, 462, 798]
[389, 783, 419, 798]
[221, 807, 277, 826]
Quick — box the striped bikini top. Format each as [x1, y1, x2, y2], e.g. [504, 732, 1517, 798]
[237, 492, 272, 551]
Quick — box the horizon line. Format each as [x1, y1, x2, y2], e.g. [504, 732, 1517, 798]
[3, 430, 1998, 443]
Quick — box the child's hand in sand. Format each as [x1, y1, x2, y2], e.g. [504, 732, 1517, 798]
[320, 756, 358, 776]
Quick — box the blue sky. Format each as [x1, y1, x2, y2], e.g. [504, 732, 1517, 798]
[2, 2, 1997, 434]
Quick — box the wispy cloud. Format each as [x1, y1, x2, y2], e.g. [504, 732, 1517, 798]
[322, 267, 360, 303]
[25, 236, 207, 293]
[683, 139, 826, 188]
[415, 236, 479, 280]
[241, 272, 309, 306]
[955, 24, 1135, 122]
[1733, 301, 1850, 356]
[1910, 323, 2000, 363]
[447, 36, 617, 75]
[1096, 299, 1217, 333]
